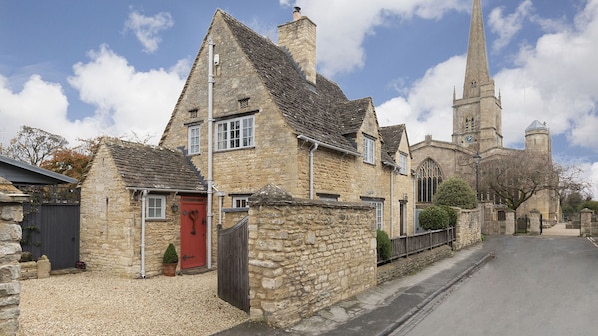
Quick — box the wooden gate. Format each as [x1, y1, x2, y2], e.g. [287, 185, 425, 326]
[217, 216, 249, 312]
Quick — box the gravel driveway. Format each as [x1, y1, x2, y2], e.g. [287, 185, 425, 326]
[18, 271, 248, 336]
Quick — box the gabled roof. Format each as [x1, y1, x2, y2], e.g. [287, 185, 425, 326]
[216, 10, 367, 155]
[0, 154, 77, 185]
[103, 139, 206, 192]
[380, 124, 406, 155]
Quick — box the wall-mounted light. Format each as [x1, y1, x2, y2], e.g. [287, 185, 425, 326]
[171, 203, 179, 213]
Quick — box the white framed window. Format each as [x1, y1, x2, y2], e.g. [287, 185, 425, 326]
[188, 125, 200, 155]
[362, 197, 384, 230]
[399, 153, 407, 175]
[232, 196, 249, 208]
[147, 195, 166, 219]
[363, 136, 375, 164]
[367, 201, 384, 230]
[216, 115, 254, 151]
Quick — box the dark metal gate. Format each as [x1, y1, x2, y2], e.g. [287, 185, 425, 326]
[18, 185, 80, 270]
[217, 216, 249, 312]
[516, 216, 529, 234]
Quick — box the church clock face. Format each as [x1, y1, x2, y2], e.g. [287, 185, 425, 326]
[465, 135, 473, 143]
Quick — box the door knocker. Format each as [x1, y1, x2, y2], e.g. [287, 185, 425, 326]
[188, 210, 199, 235]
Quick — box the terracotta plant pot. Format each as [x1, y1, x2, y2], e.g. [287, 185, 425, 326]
[163, 263, 177, 277]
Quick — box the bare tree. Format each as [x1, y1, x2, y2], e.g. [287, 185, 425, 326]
[478, 151, 556, 212]
[2, 126, 68, 166]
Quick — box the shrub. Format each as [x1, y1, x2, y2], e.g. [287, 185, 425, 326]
[419, 206, 450, 230]
[433, 177, 477, 209]
[439, 205, 458, 227]
[163, 243, 179, 264]
[376, 230, 391, 261]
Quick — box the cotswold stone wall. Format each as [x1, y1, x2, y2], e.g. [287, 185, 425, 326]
[454, 208, 482, 250]
[0, 179, 26, 335]
[247, 186, 377, 328]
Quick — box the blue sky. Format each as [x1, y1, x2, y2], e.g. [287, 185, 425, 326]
[1, 0, 597, 197]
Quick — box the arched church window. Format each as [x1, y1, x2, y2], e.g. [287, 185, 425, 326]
[417, 159, 443, 203]
[471, 117, 475, 130]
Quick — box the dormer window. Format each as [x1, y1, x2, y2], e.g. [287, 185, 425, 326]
[189, 109, 198, 118]
[239, 98, 250, 109]
[363, 135, 375, 164]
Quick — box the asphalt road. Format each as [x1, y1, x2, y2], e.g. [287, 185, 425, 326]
[396, 235, 598, 336]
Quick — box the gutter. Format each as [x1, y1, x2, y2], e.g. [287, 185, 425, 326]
[297, 135, 361, 157]
[126, 187, 206, 194]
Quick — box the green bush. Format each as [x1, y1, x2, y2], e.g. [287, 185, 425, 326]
[419, 206, 450, 230]
[163, 243, 179, 264]
[439, 205, 458, 227]
[376, 230, 391, 261]
[433, 177, 477, 209]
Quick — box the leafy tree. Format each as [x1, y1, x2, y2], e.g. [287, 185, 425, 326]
[2, 126, 68, 166]
[433, 177, 477, 209]
[376, 230, 391, 261]
[438, 205, 458, 227]
[40, 137, 100, 181]
[419, 206, 450, 230]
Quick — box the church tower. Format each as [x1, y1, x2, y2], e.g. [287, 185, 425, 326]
[452, 0, 503, 152]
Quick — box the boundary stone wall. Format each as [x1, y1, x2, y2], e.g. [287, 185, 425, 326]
[0, 178, 27, 335]
[247, 185, 377, 328]
[454, 208, 482, 250]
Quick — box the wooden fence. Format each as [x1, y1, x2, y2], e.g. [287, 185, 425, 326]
[378, 227, 455, 265]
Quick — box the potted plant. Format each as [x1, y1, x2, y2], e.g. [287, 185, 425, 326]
[162, 243, 178, 277]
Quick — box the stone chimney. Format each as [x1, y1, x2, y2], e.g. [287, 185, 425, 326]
[278, 7, 317, 85]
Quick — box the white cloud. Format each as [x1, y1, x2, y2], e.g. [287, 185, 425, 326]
[287, 0, 469, 77]
[1, 45, 186, 147]
[68, 45, 186, 143]
[0, 74, 70, 144]
[488, 0, 533, 51]
[124, 10, 174, 53]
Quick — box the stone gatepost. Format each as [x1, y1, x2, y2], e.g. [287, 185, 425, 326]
[528, 210, 541, 235]
[0, 178, 28, 335]
[580, 208, 594, 236]
[505, 211, 515, 235]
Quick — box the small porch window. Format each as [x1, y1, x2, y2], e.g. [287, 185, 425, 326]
[147, 195, 166, 219]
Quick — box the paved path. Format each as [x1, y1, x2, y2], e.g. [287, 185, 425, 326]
[398, 235, 598, 336]
[542, 222, 579, 236]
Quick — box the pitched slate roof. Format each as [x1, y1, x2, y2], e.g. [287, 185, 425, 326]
[219, 11, 362, 155]
[380, 124, 406, 155]
[104, 139, 206, 192]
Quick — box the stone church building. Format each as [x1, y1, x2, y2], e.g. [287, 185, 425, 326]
[410, 0, 560, 226]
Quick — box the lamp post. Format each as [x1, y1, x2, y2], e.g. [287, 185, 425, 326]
[473, 152, 481, 200]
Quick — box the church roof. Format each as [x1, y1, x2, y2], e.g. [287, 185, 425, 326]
[219, 11, 365, 155]
[102, 138, 206, 192]
[525, 120, 549, 132]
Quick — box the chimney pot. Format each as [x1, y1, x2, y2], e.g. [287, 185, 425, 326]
[293, 7, 301, 21]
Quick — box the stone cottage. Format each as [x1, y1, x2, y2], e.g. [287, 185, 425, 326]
[81, 8, 416, 277]
[158, 8, 416, 255]
[79, 138, 207, 278]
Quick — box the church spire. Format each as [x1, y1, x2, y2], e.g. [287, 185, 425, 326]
[463, 0, 490, 99]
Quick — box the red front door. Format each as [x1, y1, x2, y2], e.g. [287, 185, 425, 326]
[180, 196, 207, 269]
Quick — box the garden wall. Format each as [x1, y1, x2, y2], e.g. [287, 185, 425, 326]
[247, 185, 377, 328]
[0, 178, 26, 335]
[454, 207, 482, 250]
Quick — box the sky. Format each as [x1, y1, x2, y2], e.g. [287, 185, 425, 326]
[1, 0, 597, 198]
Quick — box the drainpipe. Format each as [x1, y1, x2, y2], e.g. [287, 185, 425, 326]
[207, 36, 215, 269]
[308, 143, 318, 199]
[390, 167, 396, 237]
[140, 189, 148, 278]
